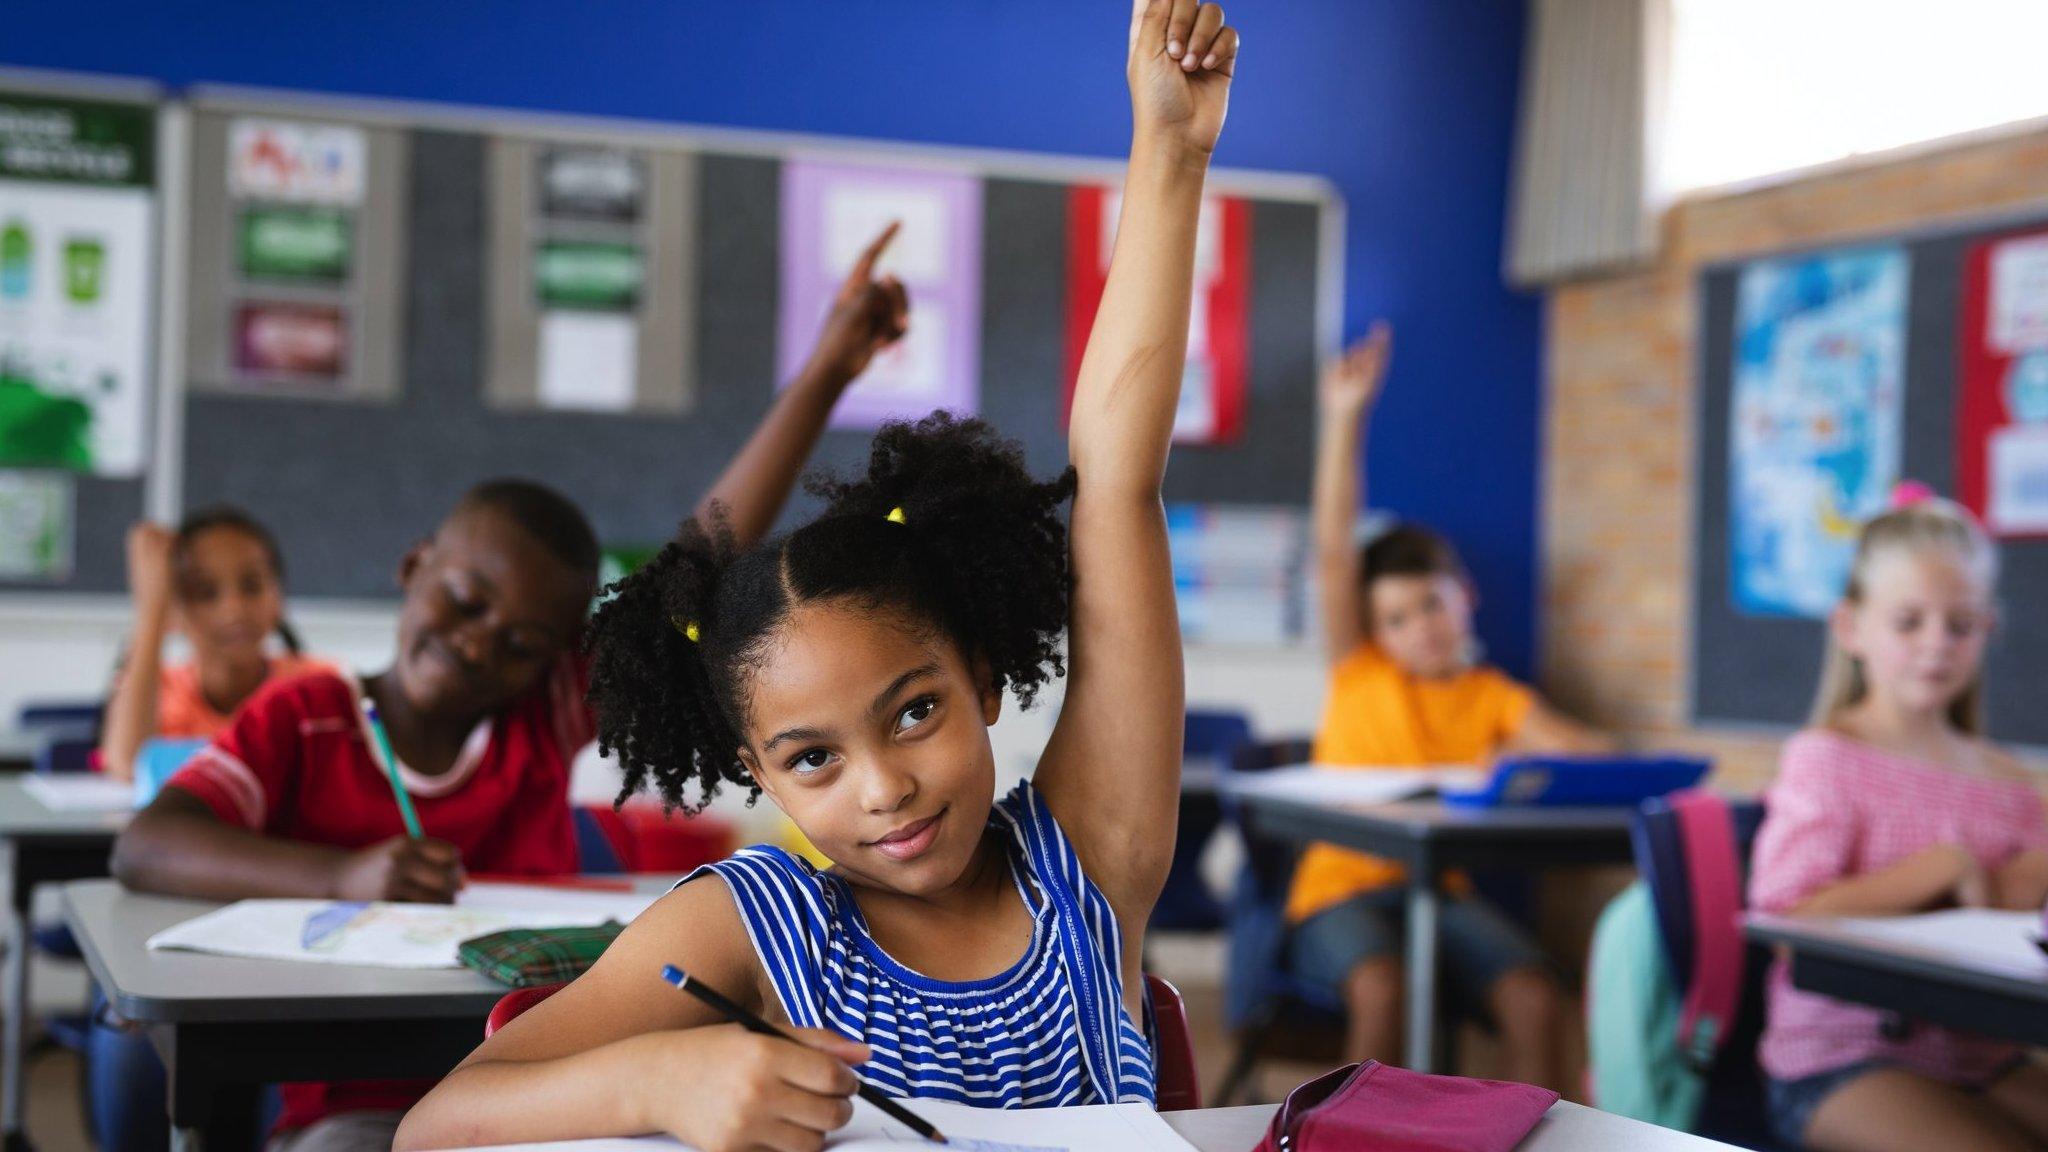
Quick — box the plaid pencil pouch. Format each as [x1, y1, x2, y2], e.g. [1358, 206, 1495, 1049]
[457, 922, 628, 987]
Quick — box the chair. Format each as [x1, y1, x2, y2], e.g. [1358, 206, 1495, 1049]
[1152, 710, 1256, 932]
[1214, 736, 1335, 1106]
[572, 807, 630, 874]
[1629, 791, 1778, 1149]
[484, 976, 1204, 1109]
[33, 734, 97, 775]
[17, 700, 102, 734]
[1143, 973, 1202, 1110]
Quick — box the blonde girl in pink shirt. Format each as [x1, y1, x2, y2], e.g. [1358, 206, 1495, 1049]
[1749, 488, 2048, 1152]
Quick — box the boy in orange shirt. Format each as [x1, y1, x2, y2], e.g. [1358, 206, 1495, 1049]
[1297, 323, 1611, 1089]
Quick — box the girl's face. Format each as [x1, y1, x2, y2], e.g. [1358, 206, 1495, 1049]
[173, 527, 284, 665]
[1834, 550, 1994, 718]
[1365, 572, 1474, 679]
[739, 600, 1004, 899]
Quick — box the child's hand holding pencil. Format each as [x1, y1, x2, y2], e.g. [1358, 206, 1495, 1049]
[331, 835, 465, 903]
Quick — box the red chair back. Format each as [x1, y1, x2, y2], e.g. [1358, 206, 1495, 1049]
[1146, 973, 1202, 1110]
[485, 982, 567, 1037]
[487, 974, 1206, 1111]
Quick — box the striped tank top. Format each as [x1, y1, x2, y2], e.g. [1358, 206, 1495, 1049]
[685, 781, 1156, 1107]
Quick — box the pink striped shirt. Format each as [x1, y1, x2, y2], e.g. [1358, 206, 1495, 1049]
[1748, 728, 2048, 1083]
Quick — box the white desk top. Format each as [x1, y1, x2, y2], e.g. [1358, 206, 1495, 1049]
[1746, 910, 2048, 1001]
[0, 775, 130, 838]
[63, 877, 678, 1023]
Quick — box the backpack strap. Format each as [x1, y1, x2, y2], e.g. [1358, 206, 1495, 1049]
[1671, 789, 1743, 1071]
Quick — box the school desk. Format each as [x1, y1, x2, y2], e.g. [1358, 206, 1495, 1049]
[62, 877, 675, 1152]
[0, 776, 128, 1150]
[1745, 911, 2048, 1048]
[440, 1100, 1744, 1151]
[1232, 791, 1634, 1072]
[0, 732, 37, 773]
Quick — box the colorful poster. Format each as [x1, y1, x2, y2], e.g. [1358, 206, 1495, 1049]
[228, 119, 365, 206]
[777, 161, 981, 430]
[0, 470, 74, 581]
[1065, 187, 1249, 445]
[1730, 246, 1909, 618]
[0, 90, 155, 475]
[1959, 230, 2048, 536]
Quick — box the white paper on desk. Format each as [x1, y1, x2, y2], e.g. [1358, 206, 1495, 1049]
[21, 774, 138, 812]
[456, 1097, 1196, 1152]
[1837, 909, 2048, 977]
[1222, 764, 1486, 806]
[146, 882, 659, 969]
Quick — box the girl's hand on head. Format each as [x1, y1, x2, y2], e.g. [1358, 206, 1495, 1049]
[1129, 0, 1239, 156]
[641, 1025, 868, 1152]
[332, 836, 465, 904]
[125, 522, 176, 618]
[1320, 322, 1393, 418]
[807, 222, 911, 387]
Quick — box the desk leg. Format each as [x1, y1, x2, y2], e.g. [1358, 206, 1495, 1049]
[2, 841, 26, 1152]
[1403, 878, 1438, 1073]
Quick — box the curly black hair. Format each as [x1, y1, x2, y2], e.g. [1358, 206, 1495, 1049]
[585, 412, 1076, 813]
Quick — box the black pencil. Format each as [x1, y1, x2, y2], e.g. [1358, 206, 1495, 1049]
[659, 963, 947, 1144]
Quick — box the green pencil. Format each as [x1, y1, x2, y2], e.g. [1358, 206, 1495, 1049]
[360, 697, 424, 838]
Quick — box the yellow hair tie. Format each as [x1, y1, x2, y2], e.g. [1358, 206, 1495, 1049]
[671, 616, 701, 642]
[886, 506, 907, 525]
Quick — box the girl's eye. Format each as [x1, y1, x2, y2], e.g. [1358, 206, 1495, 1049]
[791, 748, 834, 775]
[1892, 610, 1921, 633]
[1946, 615, 1979, 639]
[896, 697, 938, 734]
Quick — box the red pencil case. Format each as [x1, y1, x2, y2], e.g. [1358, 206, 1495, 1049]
[1254, 1061, 1559, 1152]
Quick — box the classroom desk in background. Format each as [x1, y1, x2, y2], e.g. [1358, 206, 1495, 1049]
[1233, 792, 1635, 1073]
[0, 776, 129, 1151]
[0, 731, 46, 774]
[63, 877, 679, 1152]
[1745, 911, 2048, 1049]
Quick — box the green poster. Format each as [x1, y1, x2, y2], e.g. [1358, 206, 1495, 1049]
[238, 208, 353, 282]
[0, 92, 154, 188]
[535, 241, 642, 310]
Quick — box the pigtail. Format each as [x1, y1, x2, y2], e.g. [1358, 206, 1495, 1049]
[275, 619, 305, 656]
[584, 512, 750, 813]
[805, 412, 1076, 708]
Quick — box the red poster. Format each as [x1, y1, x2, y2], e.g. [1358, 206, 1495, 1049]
[1064, 186, 1249, 445]
[1959, 228, 2048, 537]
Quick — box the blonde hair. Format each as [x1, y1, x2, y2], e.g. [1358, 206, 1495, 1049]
[1809, 494, 1999, 732]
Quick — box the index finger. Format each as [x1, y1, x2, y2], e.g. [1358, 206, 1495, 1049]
[775, 1044, 859, 1096]
[844, 221, 901, 286]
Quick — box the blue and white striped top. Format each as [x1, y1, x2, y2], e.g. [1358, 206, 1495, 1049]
[683, 781, 1155, 1108]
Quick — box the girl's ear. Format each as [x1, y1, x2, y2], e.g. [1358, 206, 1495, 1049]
[970, 655, 1004, 726]
[395, 538, 431, 589]
[1829, 600, 1862, 658]
[738, 747, 776, 805]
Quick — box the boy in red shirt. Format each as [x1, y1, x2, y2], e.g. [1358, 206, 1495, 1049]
[110, 223, 911, 1152]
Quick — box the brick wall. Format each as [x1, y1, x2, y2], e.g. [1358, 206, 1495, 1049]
[1541, 126, 2048, 791]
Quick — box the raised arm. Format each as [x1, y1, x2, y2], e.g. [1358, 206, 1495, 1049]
[1035, 0, 1238, 915]
[1312, 325, 1390, 662]
[693, 224, 909, 547]
[98, 523, 176, 781]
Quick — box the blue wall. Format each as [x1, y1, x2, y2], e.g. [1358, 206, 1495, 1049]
[8, 0, 1543, 675]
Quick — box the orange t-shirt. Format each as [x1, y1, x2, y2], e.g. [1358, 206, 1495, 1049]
[155, 653, 332, 739]
[1283, 644, 1535, 922]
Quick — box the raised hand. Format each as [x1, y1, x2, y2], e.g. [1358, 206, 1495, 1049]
[1128, 0, 1240, 155]
[1320, 322, 1393, 418]
[805, 222, 911, 385]
[126, 521, 176, 619]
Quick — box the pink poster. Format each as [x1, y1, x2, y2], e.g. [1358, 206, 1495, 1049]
[777, 160, 982, 430]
